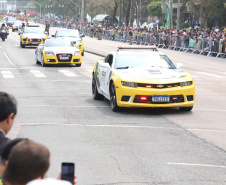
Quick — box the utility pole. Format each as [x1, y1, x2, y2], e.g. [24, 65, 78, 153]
[119, 0, 121, 27]
[129, 0, 132, 27]
[140, 0, 141, 23]
[176, 0, 180, 30]
[169, 0, 173, 29]
[81, 0, 84, 23]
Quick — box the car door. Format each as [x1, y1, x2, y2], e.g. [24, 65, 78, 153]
[99, 54, 113, 96]
[37, 44, 44, 61]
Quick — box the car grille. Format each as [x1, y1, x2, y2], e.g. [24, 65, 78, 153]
[137, 83, 181, 88]
[133, 95, 184, 104]
[56, 54, 72, 62]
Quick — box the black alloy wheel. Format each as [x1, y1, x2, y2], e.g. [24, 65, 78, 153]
[92, 76, 104, 100]
[110, 82, 121, 112]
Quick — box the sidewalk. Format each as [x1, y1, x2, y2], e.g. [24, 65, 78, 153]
[35, 22, 226, 63]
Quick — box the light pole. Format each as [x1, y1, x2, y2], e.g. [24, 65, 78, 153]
[59, 4, 64, 19]
[33, 0, 41, 18]
[70, 0, 81, 22]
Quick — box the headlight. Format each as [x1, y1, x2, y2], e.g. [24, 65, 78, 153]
[74, 51, 80, 55]
[45, 51, 54, 55]
[121, 81, 138, 87]
[180, 81, 192, 87]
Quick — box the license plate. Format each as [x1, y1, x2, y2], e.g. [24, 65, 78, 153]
[152, 96, 169, 102]
[32, 42, 38, 44]
[60, 57, 69, 60]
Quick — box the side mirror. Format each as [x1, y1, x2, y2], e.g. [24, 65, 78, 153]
[176, 63, 183, 69]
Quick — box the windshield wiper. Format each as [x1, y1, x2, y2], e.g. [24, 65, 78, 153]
[116, 66, 130, 69]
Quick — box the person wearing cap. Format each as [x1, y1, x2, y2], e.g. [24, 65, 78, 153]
[2, 140, 77, 185]
[0, 92, 17, 155]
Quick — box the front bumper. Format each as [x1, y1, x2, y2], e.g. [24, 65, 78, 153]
[116, 84, 195, 108]
[21, 39, 45, 46]
[43, 54, 82, 65]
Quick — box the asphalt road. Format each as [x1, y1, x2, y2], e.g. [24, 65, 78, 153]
[1, 26, 226, 185]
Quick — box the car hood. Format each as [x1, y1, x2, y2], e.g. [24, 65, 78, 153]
[56, 37, 81, 42]
[115, 67, 191, 83]
[44, 47, 79, 54]
[23, 33, 46, 38]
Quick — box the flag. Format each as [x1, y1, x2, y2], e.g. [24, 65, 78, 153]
[166, 4, 170, 28]
[86, 14, 91, 22]
[142, 22, 147, 28]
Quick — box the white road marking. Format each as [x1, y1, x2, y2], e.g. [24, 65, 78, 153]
[3, 52, 15, 66]
[197, 72, 224, 78]
[167, 162, 226, 169]
[1, 71, 14, 78]
[58, 70, 77, 77]
[30, 70, 46, 78]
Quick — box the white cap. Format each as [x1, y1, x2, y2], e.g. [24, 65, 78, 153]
[27, 178, 72, 185]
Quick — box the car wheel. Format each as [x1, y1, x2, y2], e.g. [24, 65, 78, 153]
[92, 76, 104, 100]
[82, 51, 84, 56]
[20, 42, 25, 48]
[179, 106, 193, 111]
[41, 55, 47, 67]
[2, 38, 5, 41]
[76, 63, 81, 67]
[12, 29, 14, 32]
[110, 82, 121, 112]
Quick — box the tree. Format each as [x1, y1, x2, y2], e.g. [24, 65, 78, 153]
[147, 1, 162, 18]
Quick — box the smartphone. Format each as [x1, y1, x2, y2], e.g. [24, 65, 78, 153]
[61, 162, 75, 184]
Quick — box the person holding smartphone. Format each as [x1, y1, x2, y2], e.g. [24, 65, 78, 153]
[2, 140, 77, 185]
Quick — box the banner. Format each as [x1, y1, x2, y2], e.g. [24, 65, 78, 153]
[166, 5, 170, 28]
[189, 38, 196, 48]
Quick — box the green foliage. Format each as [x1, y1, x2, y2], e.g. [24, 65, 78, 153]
[147, 1, 162, 18]
[181, 23, 190, 28]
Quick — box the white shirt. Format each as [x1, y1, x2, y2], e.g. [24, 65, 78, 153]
[27, 178, 72, 185]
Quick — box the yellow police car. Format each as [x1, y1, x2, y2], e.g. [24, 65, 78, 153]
[92, 46, 195, 112]
[20, 25, 47, 48]
[52, 30, 85, 56]
[35, 39, 82, 67]
[12, 21, 22, 32]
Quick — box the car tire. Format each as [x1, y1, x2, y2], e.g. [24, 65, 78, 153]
[92, 76, 104, 100]
[179, 106, 193, 111]
[76, 63, 81, 67]
[20, 42, 25, 48]
[12, 29, 14, 32]
[82, 51, 84, 56]
[2, 38, 5, 41]
[110, 82, 121, 112]
[41, 55, 47, 67]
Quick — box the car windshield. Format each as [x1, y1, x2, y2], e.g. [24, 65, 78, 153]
[115, 54, 176, 69]
[56, 30, 80, 38]
[45, 39, 72, 47]
[14, 22, 21, 26]
[23, 27, 43, 34]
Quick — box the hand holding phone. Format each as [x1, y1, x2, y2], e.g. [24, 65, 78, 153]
[61, 162, 75, 184]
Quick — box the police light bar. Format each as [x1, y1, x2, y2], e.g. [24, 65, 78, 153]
[117, 46, 158, 51]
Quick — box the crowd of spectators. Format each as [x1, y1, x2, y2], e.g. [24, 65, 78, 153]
[35, 15, 226, 57]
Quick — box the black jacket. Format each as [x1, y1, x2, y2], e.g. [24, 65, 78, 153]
[0, 131, 10, 155]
